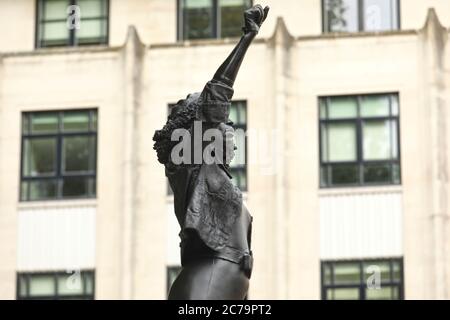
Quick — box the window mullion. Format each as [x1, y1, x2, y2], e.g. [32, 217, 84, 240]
[71, 0, 76, 46]
[359, 0, 364, 32]
[359, 260, 365, 300]
[26, 274, 30, 298]
[356, 96, 363, 184]
[54, 273, 58, 299]
[57, 112, 63, 198]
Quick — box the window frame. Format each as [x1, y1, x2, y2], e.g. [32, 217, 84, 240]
[20, 109, 98, 202]
[321, 0, 401, 33]
[321, 258, 404, 300]
[17, 270, 95, 300]
[177, 0, 253, 41]
[319, 93, 401, 188]
[35, 0, 110, 48]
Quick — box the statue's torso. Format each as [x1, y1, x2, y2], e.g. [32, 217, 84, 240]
[167, 163, 252, 273]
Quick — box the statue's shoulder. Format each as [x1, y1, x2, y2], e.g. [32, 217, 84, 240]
[202, 164, 231, 193]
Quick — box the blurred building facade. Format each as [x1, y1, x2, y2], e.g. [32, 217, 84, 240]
[0, 0, 450, 299]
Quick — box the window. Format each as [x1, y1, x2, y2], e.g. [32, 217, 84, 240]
[321, 259, 403, 300]
[229, 101, 247, 191]
[21, 110, 97, 201]
[17, 271, 95, 300]
[178, 0, 252, 40]
[322, 0, 399, 33]
[36, 0, 109, 48]
[319, 93, 400, 187]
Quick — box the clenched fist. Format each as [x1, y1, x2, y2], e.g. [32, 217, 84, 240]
[242, 4, 270, 34]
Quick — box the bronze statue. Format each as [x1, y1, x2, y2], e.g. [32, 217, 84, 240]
[153, 4, 269, 300]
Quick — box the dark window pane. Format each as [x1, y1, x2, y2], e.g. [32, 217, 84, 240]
[333, 262, 361, 285]
[360, 95, 390, 117]
[391, 95, 399, 115]
[363, 0, 399, 32]
[30, 113, 59, 134]
[363, 163, 391, 183]
[366, 286, 397, 300]
[18, 275, 28, 297]
[363, 120, 398, 161]
[77, 19, 108, 44]
[22, 115, 30, 134]
[321, 123, 357, 162]
[20, 182, 28, 201]
[329, 164, 359, 186]
[327, 288, 360, 300]
[28, 180, 58, 200]
[323, 263, 332, 285]
[229, 101, 247, 125]
[324, 0, 358, 32]
[57, 272, 84, 296]
[229, 103, 238, 124]
[220, 0, 250, 38]
[320, 166, 330, 187]
[328, 96, 357, 119]
[319, 99, 327, 119]
[363, 260, 391, 283]
[392, 261, 401, 281]
[41, 21, 70, 46]
[77, 0, 106, 18]
[231, 128, 246, 165]
[62, 177, 95, 197]
[62, 136, 96, 173]
[183, 0, 214, 40]
[63, 111, 90, 132]
[75, 1, 108, 44]
[91, 111, 98, 131]
[230, 168, 246, 191]
[43, 0, 69, 20]
[322, 164, 360, 186]
[228, 101, 247, 191]
[23, 138, 57, 176]
[85, 273, 95, 295]
[29, 274, 55, 296]
[237, 102, 247, 124]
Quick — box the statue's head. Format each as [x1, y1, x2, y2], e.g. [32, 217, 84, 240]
[153, 93, 236, 166]
[153, 93, 201, 165]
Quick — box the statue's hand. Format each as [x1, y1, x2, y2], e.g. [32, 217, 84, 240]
[242, 4, 269, 34]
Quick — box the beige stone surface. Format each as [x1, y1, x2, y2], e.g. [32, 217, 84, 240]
[0, 1, 449, 300]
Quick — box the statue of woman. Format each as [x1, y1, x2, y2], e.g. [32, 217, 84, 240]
[153, 4, 269, 300]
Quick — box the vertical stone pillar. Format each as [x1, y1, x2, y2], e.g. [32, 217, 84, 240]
[410, 8, 449, 299]
[267, 17, 294, 299]
[120, 26, 145, 299]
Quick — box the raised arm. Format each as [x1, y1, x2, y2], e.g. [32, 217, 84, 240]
[212, 4, 269, 88]
[198, 4, 269, 124]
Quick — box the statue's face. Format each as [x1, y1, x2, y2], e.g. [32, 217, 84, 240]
[218, 122, 236, 165]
